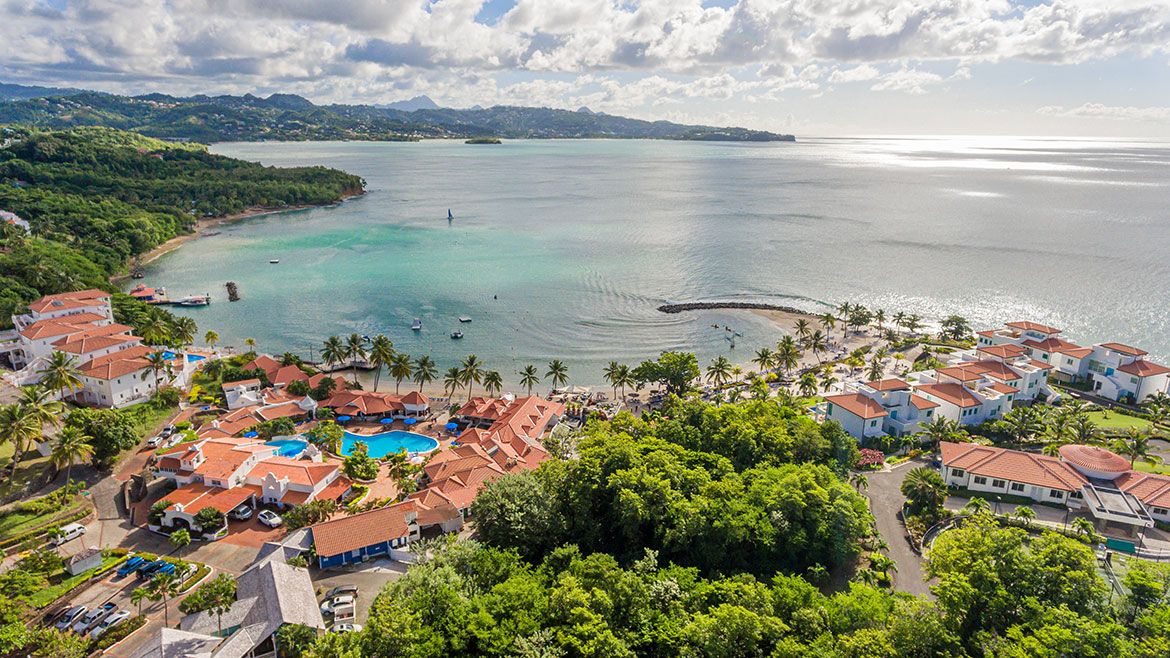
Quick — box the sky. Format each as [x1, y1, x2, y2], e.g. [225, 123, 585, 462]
[3, 0, 1170, 137]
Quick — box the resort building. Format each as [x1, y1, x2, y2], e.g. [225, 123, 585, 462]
[308, 497, 462, 568]
[154, 436, 349, 530]
[824, 379, 939, 440]
[940, 441, 1170, 534]
[0, 209, 30, 233]
[0, 289, 195, 408]
[321, 389, 431, 419]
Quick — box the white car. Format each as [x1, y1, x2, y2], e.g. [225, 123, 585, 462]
[320, 594, 354, 615]
[72, 603, 114, 634]
[146, 435, 163, 447]
[257, 510, 283, 528]
[55, 605, 86, 631]
[90, 610, 131, 639]
[332, 623, 362, 633]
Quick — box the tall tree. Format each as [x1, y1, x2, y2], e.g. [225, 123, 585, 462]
[443, 367, 463, 399]
[171, 316, 197, 347]
[368, 334, 395, 390]
[519, 365, 541, 396]
[411, 355, 437, 393]
[150, 572, 181, 627]
[203, 330, 219, 349]
[344, 334, 367, 385]
[50, 426, 93, 484]
[706, 356, 732, 388]
[752, 347, 774, 373]
[776, 336, 801, 377]
[0, 404, 41, 478]
[603, 361, 621, 400]
[389, 352, 413, 394]
[1114, 428, 1160, 468]
[460, 355, 484, 401]
[546, 359, 569, 390]
[37, 351, 82, 400]
[321, 335, 345, 372]
[793, 319, 811, 344]
[482, 370, 503, 397]
[807, 330, 828, 364]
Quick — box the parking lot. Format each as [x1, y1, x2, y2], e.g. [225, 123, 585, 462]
[311, 558, 408, 626]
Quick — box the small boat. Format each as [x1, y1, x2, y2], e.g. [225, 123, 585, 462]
[447, 209, 454, 221]
[269, 259, 280, 264]
[458, 316, 472, 323]
[411, 318, 423, 331]
[176, 294, 211, 307]
[450, 331, 463, 339]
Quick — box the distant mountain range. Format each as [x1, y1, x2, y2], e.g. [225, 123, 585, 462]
[0, 82, 794, 143]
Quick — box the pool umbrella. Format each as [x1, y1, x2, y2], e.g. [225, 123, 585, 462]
[336, 415, 351, 422]
[444, 422, 458, 431]
[403, 417, 417, 425]
[242, 431, 258, 438]
[379, 418, 394, 424]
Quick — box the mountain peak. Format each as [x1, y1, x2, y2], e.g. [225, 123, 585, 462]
[381, 95, 440, 112]
[576, 106, 595, 115]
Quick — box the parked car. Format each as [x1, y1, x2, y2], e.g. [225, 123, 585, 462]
[332, 623, 362, 633]
[146, 435, 163, 447]
[117, 556, 146, 577]
[55, 605, 87, 631]
[152, 562, 177, 579]
[72, 603, 115, 634]
[42, 605, 71, 626]
[229, 504, 254, 521]
[51, 522, 86, 546]
[320, 594, 355, 616]
[257, 510, 283, 528]
[324, 584, 358, 599]
[137, 560, 166, 578]
[90, 610, 131, 639]
[161, 426, 174, 438]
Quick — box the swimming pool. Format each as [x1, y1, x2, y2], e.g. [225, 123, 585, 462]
[340, 430, 439, 458]
[160, 351, 206, 362]
[265, 438, 309, 458]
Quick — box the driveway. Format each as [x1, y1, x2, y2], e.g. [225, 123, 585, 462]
[311, 558, 407, 626]
[861, 459, 934, 598]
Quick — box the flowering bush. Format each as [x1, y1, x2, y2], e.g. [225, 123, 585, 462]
[856, 449, 885, 470]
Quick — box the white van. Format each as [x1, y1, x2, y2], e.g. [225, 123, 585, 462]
[51, 523, 87, 546]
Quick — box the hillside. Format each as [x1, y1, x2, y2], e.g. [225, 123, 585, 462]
[0, 126, 364, 327]
[0, 83, 795, 143]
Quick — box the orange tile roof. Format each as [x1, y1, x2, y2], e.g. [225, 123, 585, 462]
[315, 476, 353, 502]
[311, 500, 417, 557]
[824, 393, 888, 419]
[53, 332, 138, 355]
[941, 442, 1087, 491]
[968, 360, 1023, 381]
[165, 483, 258, 514]
[1115, 472, 1170, 508]
[909, 394, 939, 409]
[1099, 342, 1147, 357]
[937, 366, 984, 383]
[1118, 360, 1170, 377]
[977, 344, 1028, 359]
[272, 365, 310, 386]
[225, 378, 262, 389]
[1005, 321, 1061, 335]
[80, 344, 153, 369]
[987, 382, 1017, 395]
[27, 289, 109, 314]
[254, 401, 311, 421]
[400, 390, 429, 406]
[864, 378, 910, 391]
[248, 457, 338, 486]
[243, 354, 281, 378]
[323, 390, 408, 416]
[915, 383, 982, 408]
[1058, 444, 1130, 474]
[1024, 337, 1091, 359]
[1028, 359, 1055, 370]
[20, 318, 98, 340]
[79, 355, 151, 380]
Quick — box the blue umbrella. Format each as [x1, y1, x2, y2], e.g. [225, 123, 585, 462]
[243, 431, 259, 438]
[336, 415, 351, 422]
[403, 417, 417, 426]
[445, 422, 458, 431]
[379, 418, 394, 424]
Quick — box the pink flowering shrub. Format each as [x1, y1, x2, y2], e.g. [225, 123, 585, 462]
[856, 448, 885, 470]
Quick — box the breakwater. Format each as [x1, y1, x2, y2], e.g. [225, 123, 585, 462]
[657, 302, 811, 315]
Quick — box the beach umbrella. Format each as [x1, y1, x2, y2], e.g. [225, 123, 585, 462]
[403, 417, 417, 426]
[243, 431, 259, 438]
[445, 422, 458, 431]
[379, 417, 394, 424]
[336, 415, 351, 422]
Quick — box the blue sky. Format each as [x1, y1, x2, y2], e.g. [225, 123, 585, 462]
[3, 0, 1170, 137]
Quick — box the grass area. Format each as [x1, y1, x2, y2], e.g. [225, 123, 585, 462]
[26, 553, 125, 609]
[1133, 460, 1170, 475]
[0, 448, 55, 502]
[1085, 410, 1154, 432]
[0, 495, 89, 543]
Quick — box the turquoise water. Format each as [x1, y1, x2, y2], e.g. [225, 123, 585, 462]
[265, 438, 308, 457]
[341, 430, 439, 458]
[140, 138, 1170, 385]
[160, 351, 205, 362]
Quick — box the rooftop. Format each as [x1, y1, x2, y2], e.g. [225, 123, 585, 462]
[1005, 321, 1061, 335]
[941, 441, 1088, 491]
[1059, 444, 1131, 475]
[825, 393, 888, 419]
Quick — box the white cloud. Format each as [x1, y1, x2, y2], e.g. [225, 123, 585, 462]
[828, 64, 881, 84]
[1037, 103, 1170, 122]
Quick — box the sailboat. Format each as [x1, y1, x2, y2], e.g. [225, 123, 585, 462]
[447, 209, 454, 222]
[411, 318, 423, 331]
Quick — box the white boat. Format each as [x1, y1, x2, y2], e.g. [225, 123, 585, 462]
[450, 331, 463, 339]
[458, 316, 472, 323]
[269, 259, 280, 264]
[176, 294, 210, 307]
[411, 318, 423, 331]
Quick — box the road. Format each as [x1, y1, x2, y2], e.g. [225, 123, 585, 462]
[861, 459, 934, 598]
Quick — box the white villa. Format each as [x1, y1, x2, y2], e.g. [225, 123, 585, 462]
[0, 289, 195, 408]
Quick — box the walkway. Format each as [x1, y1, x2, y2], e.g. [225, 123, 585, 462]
[861, 458, 934, 598]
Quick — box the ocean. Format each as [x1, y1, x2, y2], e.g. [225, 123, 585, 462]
[137, 137, 1170, 387]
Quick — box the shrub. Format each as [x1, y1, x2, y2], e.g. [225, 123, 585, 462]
[856, 448, 885, 470]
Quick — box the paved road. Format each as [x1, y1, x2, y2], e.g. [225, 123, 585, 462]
[862, 459, 934, 598]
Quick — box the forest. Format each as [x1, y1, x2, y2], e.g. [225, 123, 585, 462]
[0, 126, 363, 329]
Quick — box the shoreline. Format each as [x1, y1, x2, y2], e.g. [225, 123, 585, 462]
[110, 191, 364, 283]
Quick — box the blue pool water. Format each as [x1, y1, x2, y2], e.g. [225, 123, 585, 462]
[341, 430, 439, 458]
[160, 351, 206, 362]
[265, 438, 309, 458]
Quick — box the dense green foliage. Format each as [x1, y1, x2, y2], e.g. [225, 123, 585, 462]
[0, 126, 363, 328]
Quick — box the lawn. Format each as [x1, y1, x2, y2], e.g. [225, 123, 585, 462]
[0, 446, 54, 502]
[0, 495, 91, 545]
[1085, 410, 1154, 432]
[26, 553, 126, 608]
[1133, 460, 1170, 476]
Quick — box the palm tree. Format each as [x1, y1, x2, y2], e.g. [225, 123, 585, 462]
[793, 319, 811, 345]
[706, 356, 732, 388]
[850, 473, 869, 492]
[519, 365, 541, 396]
[439, 367, 460, 399]
[901, 467, 948, 514]
[918, 416, 966, 452]
[546, 360, 569, 391]
[368, 335, 395, 390]
[1072, 517, 1097, 542]
[0, 404, 41, 478]
[345, 334, 367, 384]
[1071, 414, 1100, 444]
[482, 370, 504, 397]
[131, 586, 151, 615]
[818, 368, 838, 394]
[819, 312, 837, 342]
[752, 347, 774, 373]
[17, 385, 63, 430]
[603, 361, 621, 400]
[874, 309, 886, 333]
[776, 336, 800, 377]
[892, 311, 907, 330]
[139, 311, 172, 345]
[204, 330, 219, 349]
[1114, 428, 1160, 468]
[865, 356, 884, 382]
[615, 364, 633, 399]
[460, 355, 484, 401]
[38, 351, 82, 400]
[151, 572, 181, 627]
[798, 372, 818, 398]
[321, 336, 345, 372]
[963, 496, 991, 516]
[172, 316, 197, 347]
[1014, 505, 1036, 529]
[807, 330, 828, 364]
[904, 314, 923, 335]
[998, 407, 1045, 444]
[145, 351, 169, 392]
[243, 337, 257, 352]
[412, 355, 437, 392]
[50, 426, 93, 484]
[389, 352, 413, 394]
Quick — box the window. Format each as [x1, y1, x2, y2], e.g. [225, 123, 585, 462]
[826, 403, 834, 415]
[951, 468, 964, 477]
[1154, 508, 1168, 515]
[1069, 491, 1082, 499]
[1010, 483, 1025, 492]
[1066, 358, 1073, 365]
[991, 479, 1005, 488]
[1049, 490, 1064, 499]
[926, 410, 933, 417]
[869, 419, 877, 427]
[1130, 377, 1139, 384]
[973, 476, 988, 485]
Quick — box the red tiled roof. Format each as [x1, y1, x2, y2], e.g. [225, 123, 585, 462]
[1058, 444, 1130, 474]
[311, 500, 417, 557]
[400, 390, 429, 406]
[254, 401, 310, 421]
[53, 332, 138, 355]
[1005, 321, 1061, 335]
[165, 483, 259, 514]
[915, 383, 982, 408]
[272, 365, 310, 386]
[322, 390, 414, 416]
[941, 442, 1087, 491]
[1115, 472, 1170, 508]
[824, 393, 888, 419]
[248, 457, 338, 486]
[315, 476, 353, 502]
[987, 382, 1017, 395]
[909, 394, 939, 410]
[977, 330, 997, 338]
[977, 344, 1028, 359]
[1099, 342, 1147, 357]
[937, 366, 984, 383]
[20, 317, 102, 340]
[225, 378, 262, 389]
[1118, 360, 1170, 377]
[966, 360, 1023, 381]
[1023, 337, 1090, 358]
[27, 289, 109, 314]
[1029, 359, 1055, 370]
[79, 355, 151, 380]
[243, 354, 281, 378]
[864, 378, 910, 391]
